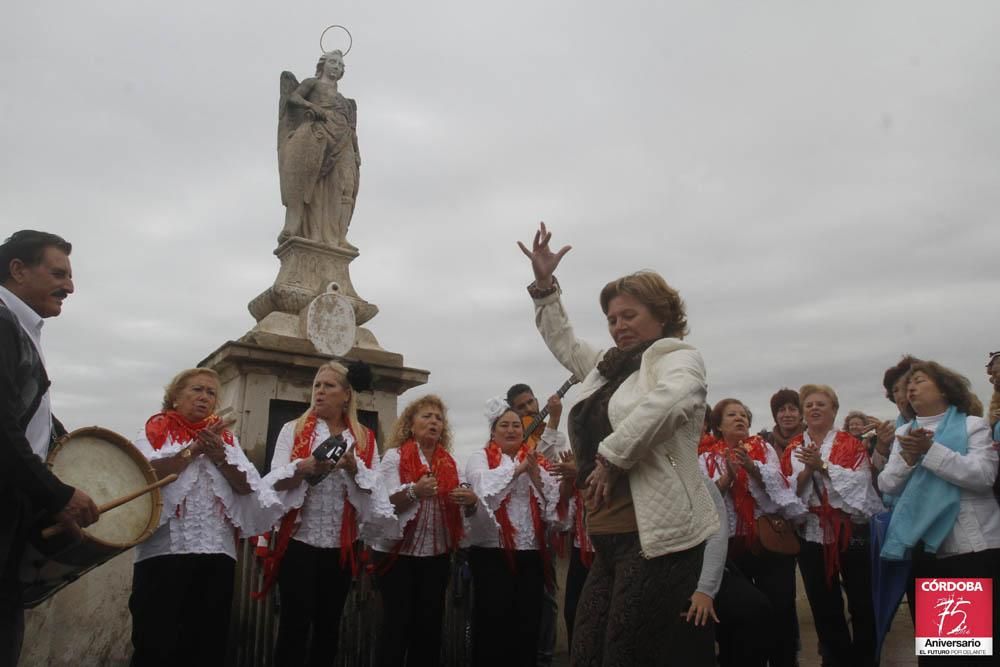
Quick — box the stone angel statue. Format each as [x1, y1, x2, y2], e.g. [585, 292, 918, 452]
[277, 50, 361, 250]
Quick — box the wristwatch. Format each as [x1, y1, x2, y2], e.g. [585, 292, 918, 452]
[821, 461, 829, 473]
[180, 447, 194, 460]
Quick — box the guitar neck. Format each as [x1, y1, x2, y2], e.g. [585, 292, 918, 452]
[523, 376, 579, 440]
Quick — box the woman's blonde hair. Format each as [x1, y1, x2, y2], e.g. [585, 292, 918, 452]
[386, 394, 452, 450]
[841, 410, 869, 432]
[294, 362, 369, 451]
[799, 384, 840, 412]
[162, 368, 220, 412]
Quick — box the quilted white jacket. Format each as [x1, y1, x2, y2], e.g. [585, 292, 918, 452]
[534, 289, 719, 558]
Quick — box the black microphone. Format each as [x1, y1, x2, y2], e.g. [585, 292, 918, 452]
[306, 434, 350, 486]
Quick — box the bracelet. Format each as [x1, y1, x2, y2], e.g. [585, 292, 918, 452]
[527, 277, 560, 299]
[405, 483, 418, 502]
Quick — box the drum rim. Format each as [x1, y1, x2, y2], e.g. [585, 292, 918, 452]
[48, 426, 164, 548]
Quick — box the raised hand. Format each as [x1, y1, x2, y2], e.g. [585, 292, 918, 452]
[795, 444, 824, 473]
[196, 428, 226, 464]
[546, 394, 563, 427]
[517, 222, 571, 288]
[732, 447, 762, 484]
[875, 420, 896, 453]
[732, 447, 755, 472]
[898, 428, 933, 459]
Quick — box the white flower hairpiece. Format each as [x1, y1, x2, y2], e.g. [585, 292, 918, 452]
[483, 396, 511, 429]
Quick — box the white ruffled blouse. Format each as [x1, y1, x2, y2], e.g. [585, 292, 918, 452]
[263, 420, 396, 549]
[133, 428, 280, 562]
[464, 448, 564, 550]
[371, 446, 493, 557]
[787, 430, 885, 544]
[698, 440, 807, 537]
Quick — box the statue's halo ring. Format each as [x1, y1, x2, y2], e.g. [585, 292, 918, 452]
[320, 25, 352, 56]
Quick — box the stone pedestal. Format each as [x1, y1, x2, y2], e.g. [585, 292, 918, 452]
[248, 237, 378, 331]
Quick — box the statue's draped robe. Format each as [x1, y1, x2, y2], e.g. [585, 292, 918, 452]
[279, 88, 359, 246]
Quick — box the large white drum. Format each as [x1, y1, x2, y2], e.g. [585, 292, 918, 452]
[21, 426, 164, 608]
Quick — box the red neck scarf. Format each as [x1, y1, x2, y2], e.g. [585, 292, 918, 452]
[699, 434, 770, 553]
[779, 430, 867, 584]
[485, 441, 552, 583]
[378, 440, 464, 573]
[145, 411, 234, 449]
[254, 413, 375, 599]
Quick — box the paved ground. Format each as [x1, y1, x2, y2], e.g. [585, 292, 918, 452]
[549, 567, 918, 666]
[795, 570, 917, 667]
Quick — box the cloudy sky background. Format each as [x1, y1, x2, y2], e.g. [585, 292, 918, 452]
[3, 2, 997, 467]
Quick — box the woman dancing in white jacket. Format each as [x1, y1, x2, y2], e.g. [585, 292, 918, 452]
[517, 223, 719, 666]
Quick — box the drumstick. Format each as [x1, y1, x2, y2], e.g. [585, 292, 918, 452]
[41, 474, 179, 539]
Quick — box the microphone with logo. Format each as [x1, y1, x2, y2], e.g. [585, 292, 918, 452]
[305, 433, 351, 486]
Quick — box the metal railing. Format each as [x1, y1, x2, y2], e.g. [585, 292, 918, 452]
[226, 543, 474, 666]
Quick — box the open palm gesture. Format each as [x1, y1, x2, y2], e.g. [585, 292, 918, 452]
[517, 222, 572, 288]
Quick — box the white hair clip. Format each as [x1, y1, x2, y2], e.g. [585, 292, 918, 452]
[483, 396, 511, 428]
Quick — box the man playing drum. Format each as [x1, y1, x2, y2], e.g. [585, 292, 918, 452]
[0, 230, 99, 665]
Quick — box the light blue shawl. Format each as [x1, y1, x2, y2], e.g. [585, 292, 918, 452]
[880, 406, 967, 560]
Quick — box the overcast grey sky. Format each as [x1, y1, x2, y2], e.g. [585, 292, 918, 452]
[3, 2, 997, 466]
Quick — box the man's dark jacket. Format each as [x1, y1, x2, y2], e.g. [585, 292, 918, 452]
[0, 304, 73, 601]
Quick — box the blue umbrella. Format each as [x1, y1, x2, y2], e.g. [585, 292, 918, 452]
[870, 510, 912, 659]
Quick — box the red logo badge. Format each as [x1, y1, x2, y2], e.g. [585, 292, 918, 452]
[915, 578, 993, 657]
